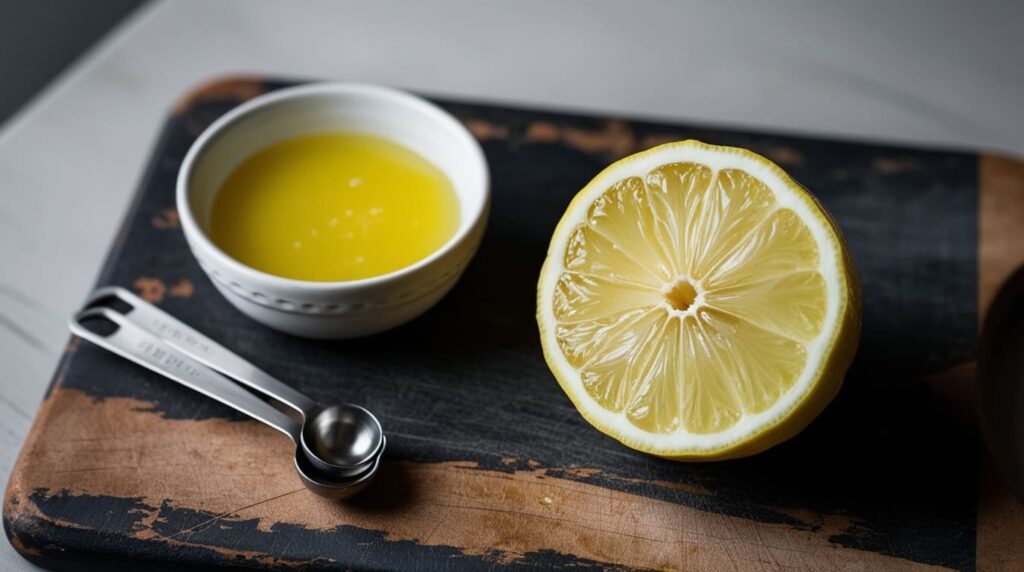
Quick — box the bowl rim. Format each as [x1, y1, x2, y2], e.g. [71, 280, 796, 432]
[176, 81, 490, 292]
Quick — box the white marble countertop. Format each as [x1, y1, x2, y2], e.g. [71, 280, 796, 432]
[2, 1, 1022, 568]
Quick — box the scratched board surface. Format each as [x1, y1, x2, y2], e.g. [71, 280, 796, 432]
[4, 76, 1013, 571]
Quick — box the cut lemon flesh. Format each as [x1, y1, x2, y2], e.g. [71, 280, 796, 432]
[537, 141, 859, 459]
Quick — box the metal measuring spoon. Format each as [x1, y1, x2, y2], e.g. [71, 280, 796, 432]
[82, 287, 384, 478]
[70, 306, 383, 498]
[70, 310, 383, 500]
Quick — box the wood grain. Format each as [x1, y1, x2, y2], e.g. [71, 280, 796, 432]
[6, 389, 946, 571]
[980, 156, 1024, 315]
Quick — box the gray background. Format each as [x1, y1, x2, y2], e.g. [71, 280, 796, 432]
[0, 0, 144, 125]
[2, 1, 1023, 569]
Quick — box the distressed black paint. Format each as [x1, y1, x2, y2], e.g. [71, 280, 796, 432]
[12, 490, 644, 571]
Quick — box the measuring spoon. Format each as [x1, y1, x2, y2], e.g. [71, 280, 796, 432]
[70, 308, 382, 499]
[83, 287, 384, 477]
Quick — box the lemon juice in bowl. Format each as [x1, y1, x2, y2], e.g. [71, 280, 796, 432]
[210, 132, 460, 282]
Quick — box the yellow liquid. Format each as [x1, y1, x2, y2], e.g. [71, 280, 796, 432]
[210, 132, 460, 281]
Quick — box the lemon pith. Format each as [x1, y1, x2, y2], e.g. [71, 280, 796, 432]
[537, 140, 860, 460]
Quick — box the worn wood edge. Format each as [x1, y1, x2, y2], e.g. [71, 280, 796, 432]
[919, 153, 1024, 570]
[3, 95, 170, 568]
[3, 85, 201, 564]
[2, 335, 81, 560]
[172, 74, 824, 172]
[5, 387, 952, 571]
[170, 74, 269, 116]
[980, 155, 1024, 315]
[975, 154, 1024, 571]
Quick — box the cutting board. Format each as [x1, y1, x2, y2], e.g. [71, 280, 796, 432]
[6, 76, 1024, 571]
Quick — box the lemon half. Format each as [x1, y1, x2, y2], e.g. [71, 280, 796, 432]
[537, 140, 860, 460]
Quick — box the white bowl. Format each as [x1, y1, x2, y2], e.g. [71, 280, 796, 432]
[176, 82, 490, 338]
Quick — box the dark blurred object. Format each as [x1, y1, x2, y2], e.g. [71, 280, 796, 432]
[0, 0, 146, 127]
[979, 264, 1024, 501]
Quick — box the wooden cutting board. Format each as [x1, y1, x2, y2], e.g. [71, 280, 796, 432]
[5, 76, 1024, 571]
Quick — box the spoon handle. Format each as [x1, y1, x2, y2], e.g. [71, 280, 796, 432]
[84, 286, 317, 416]
[70, 306, 302, 442]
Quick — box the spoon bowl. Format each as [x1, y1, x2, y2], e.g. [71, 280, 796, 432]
[294, 436, 385, 499]
[71, 288, 388, 500]
[302, 404, 383, 474]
